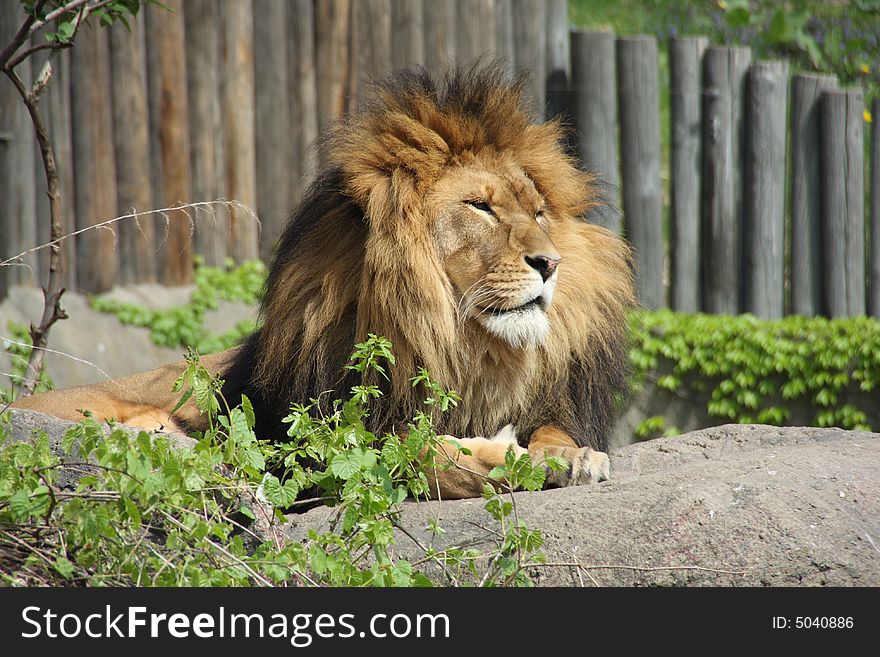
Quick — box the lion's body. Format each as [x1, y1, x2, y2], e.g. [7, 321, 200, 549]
[14, 65, 635, 499]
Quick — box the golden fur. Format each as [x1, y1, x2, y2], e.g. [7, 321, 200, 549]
[15, 65, 635, 499]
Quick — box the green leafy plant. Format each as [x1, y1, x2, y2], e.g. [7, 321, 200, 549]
[630, 310, 880, 440]
[90, 258, 264, 354]
[1, 336, 555, 587]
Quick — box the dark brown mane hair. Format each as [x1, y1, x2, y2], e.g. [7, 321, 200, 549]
[221, 63, 635, 449]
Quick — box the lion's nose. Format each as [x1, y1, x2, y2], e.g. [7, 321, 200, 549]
[524, 255, 560, 282]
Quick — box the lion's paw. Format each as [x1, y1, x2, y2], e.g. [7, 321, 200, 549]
[566, 447, 611, 486]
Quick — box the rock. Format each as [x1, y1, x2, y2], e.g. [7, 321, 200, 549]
[0, 285, 254, 389]
[4, 409, 878, 586]
[283, 424, 880, 586]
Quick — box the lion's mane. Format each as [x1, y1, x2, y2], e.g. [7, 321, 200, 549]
[221, 64, 635, 450]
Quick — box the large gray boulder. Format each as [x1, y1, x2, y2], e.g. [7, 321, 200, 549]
[5, 409, 878, 586]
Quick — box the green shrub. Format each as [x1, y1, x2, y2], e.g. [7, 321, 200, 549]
[631, 310, 880, 439]
[0, 336, 560, 587]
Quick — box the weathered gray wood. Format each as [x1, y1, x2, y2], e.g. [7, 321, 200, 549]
[545, 0, 569, 120]
[617, 36, 663, 309]
[109, 16, 155, 284]
[743, 60, 788, 319]
[456, 0, 496, 63]
[423, 0, 455, 78]
[494, 0, 515, 74]
[668, 36, 707, 313]
[791, 73, 838, 316]
[0, 10, 37, 290]
[512, 0, 546, 119]
[570, 30, 620, 233]
[146, 0, 193, 285]
[350, 0, 392, 109]
[70, 27, 118, 294]
[254, 0, 290, 259]
[34, 47, 76, 292]
[220, 0, 260, 262]
[700, 46, 751, 315]
[184, 0, 227, 267]
[315, 0, 351, 135]
[821, 89, 865, 317]
[871, 97, 880, 318]
[391, 0, 424, 69]
[289, 0, 320, 207]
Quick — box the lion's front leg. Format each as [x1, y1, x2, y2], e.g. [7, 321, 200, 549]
[527, 425, 610, 487]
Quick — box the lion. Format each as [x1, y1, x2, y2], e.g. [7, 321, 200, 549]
[14, 64, 636, 500]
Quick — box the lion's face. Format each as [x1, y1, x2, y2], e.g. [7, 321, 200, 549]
[431, 160, 562, 349]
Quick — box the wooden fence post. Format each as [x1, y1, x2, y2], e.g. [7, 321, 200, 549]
[871, 97, 880, 319]
[350, 0, 392, 109]
[791, 72, 837, 316]
[254, 0, 290, 259]
[184, 0, 227, 267]
[495, 0, 515, 73]
[71, 26, 118, 294]
[743, 60, 788, 319]
[512, 0, 546, 119]
[545, 0, 569, 120]
[668, 36, 706, 313]
[0, 8, 37, 291]
[109, 15, 155, 284]
[617, 35, 663, 309]
[391, 0, 424, 69]
[456, 0, 496, 63]
[34, 48, 76, 291]
[146, 0, 193, 285]
[423, 0, 455, 78]
[289, 0, 320, 201]
[700, 46, 751, 315]
[821, 89, 865, 317]
[315, 0, 352, 135]
[570, 30, 620, 233]
[220, 0, 259, 263]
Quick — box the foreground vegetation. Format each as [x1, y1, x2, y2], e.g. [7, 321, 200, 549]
[1, 336, 562, 586]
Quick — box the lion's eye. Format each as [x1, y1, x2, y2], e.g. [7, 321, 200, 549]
[467, 199, 494, 215]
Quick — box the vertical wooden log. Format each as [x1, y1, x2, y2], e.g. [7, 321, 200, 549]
[350, 0, 392, 109]
[456, 0, 496, 63]
[184, 0, 227, 267]
[617, 36, 663, 309]
[0, 5, 15, 298]
[220, 0, 259, 262]
[34, 48, 76, 291]
[109, 15, 155, 284]
[821, 89, 865, 317]
[315, 0, 351, 135]
[700, 46, 751, 315]
[146, 0, 193, 285]
[570, 30, 620, 233]
[254, 0, 290, 259]
[0, 10, 37, 289]
[70, 27, 118, 294]
[423, 0, 455, 79]
[512, 0, 546, 118]
[668, 36, 707, 313]
[743, 60, 788, 319]
[545, 0, 569, 120]
[791, 72, 837, 316]
[495, 0, 515, 74]
[289, 0, 319, 199]
[391, 0, 424, 69]
[871, 97, 880, 318]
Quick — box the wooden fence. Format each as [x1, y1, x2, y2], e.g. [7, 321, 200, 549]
[1, 0, 877, 320]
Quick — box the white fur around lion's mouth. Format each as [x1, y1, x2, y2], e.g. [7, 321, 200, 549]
[479, 296, 545, 316]
[477, 302, 550, 348]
